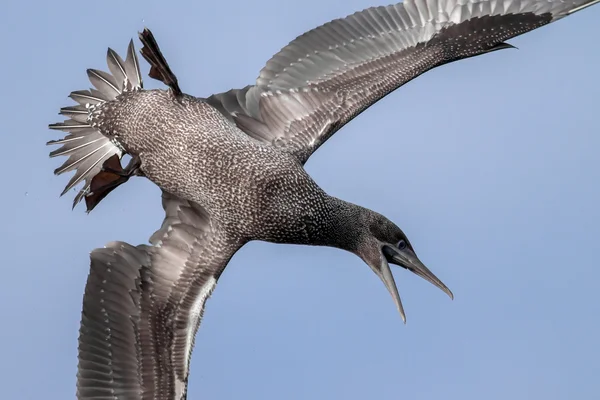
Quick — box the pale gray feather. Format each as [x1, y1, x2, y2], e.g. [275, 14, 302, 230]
[87, 68, 120, 99]
[124, 40, 143, 89]
[48, 41, 144, 207]
[208, 0, 600, 164]
[77, 191, 242, 400]
[106, 48, 128, 91]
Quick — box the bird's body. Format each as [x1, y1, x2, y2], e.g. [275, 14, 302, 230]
[46, 0, 600, 398]
[92, 88, 358, 247]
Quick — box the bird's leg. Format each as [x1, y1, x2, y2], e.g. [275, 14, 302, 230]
[84, 155, 142, 212]
[102, 155, 142, 178]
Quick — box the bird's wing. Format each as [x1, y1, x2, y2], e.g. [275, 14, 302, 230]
[208, 0, 599, 164]
[76, 191, 242, 400]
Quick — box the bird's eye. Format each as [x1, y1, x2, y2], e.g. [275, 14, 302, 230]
[397, 240, 407, 250]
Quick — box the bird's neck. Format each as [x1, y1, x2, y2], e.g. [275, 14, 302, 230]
[313, 196, 367, 252]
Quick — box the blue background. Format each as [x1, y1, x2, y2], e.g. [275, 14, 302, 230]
[2, 0, 599, 398]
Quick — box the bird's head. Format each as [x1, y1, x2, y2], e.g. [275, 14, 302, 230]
[352, 211, 453, 323]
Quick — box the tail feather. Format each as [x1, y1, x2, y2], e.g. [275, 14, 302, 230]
[124, 40, 143, 90]
[106, 48, 127, 92]
[48, 39, 143, 209]
[86, 68, 120, 99]
[68, 90, 106, 106]
[60, 144, 116, 202]
[48, 120, 92, 132]
[48, 133, 104, 158]
[58, 105, 88, 123]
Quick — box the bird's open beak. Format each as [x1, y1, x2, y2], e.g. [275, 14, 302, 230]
[377, 245, 453, 323]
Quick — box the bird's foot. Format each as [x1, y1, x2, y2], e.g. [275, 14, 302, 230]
[84, 155, 142, 212]
[101, 155, 142, 178]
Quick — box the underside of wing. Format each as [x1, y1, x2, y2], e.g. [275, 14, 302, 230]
[77, 242, 148, 400]
[77, 192, 242, 400]
[208, 0, 599, 164]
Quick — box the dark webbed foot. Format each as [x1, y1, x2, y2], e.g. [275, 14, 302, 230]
[84, 155, 142, 212]
[101, 156, 141, 178]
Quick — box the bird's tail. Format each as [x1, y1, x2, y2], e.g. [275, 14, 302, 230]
[48, 40, 144, 209]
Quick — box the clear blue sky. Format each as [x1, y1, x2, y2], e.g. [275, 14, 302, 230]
[2, 0, 599, 399]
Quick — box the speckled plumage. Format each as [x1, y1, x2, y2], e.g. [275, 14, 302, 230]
[90, 89, 338, 244]
[47, 0, 599, 398]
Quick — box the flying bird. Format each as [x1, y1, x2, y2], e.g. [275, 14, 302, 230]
[47, 0, 599, 398]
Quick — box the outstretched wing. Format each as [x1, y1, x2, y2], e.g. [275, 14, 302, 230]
[208, 0, 599, 164]
[76, 191, 243, 400]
